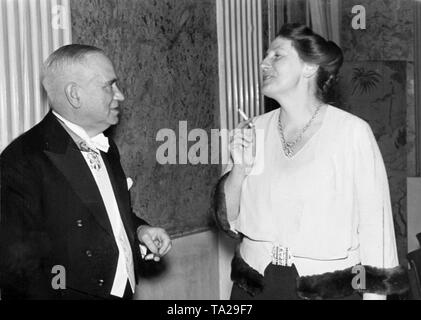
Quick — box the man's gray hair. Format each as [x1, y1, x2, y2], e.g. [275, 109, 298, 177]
[41, 44, 104, 92]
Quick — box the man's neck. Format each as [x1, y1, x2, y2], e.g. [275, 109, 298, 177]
[52, 111, 103, 138]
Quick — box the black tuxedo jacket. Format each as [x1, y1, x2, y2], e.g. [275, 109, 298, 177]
[0, 112, 148, 299]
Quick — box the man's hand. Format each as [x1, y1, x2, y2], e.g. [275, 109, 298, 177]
[136, 225, 172, 262]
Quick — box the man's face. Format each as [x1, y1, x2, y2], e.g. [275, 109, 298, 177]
[77, 53, 125, 134]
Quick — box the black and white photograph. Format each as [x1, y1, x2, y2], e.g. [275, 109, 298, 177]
[0, 0, 420, 306]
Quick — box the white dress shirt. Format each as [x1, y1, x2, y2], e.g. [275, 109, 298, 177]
[53, 111, 135, 297]
[226, 105, 399, 277]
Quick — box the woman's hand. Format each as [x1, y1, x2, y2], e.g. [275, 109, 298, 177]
[229, 119, 256, 175]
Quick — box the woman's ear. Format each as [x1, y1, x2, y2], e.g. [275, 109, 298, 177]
[64, 82, 81, 109]
[303, 63, 319, 78]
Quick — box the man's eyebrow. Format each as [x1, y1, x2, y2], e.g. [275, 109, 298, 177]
[105, 78, 118, 86]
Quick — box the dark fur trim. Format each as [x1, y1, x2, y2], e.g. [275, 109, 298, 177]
[210, 172, 242, 239]
[297, 265, 409, 300]
[231, 247, 264, 296]
[231, 250, 409, 299]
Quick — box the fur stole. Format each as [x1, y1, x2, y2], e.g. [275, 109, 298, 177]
[231, 249, 409, 299]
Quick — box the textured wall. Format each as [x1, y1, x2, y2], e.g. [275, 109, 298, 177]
[339, 0, 414, 263]
[71, 0, 220, 236]
[341, 0, 413, 61]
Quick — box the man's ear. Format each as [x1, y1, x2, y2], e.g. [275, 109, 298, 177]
[64, 82, 81, 109]
[303, 63, 319, 78]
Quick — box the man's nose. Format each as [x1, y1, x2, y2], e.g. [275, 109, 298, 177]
[113, 85, 125, 101]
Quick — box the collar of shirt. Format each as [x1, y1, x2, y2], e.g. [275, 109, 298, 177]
[52, 111, 110, 153]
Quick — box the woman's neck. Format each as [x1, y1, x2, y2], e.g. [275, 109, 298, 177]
[275, 91, 322, 128]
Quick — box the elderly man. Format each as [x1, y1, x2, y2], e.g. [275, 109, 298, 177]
[0, 44, 172, 300]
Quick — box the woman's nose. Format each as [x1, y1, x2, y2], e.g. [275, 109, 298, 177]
[260, 60, 270, 71]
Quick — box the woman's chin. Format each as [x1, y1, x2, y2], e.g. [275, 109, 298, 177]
[261, 85, 278, 100]
[261, 81, 292, 100]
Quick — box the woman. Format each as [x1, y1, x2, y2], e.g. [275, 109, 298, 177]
[212, 23, 407, 300]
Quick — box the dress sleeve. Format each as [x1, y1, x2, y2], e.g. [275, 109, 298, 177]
[353, 120, 399, 268]
[211, 146, 242, 238]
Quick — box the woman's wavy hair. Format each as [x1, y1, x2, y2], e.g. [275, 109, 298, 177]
[276, 23, 343, 104]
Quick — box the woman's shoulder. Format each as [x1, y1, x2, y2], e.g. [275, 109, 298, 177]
[249, 105, 371, 133]
[327, 105, 370, 132]
[251, 108, 279, 127]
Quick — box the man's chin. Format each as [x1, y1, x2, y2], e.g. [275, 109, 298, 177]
[109, 113, 120, 124]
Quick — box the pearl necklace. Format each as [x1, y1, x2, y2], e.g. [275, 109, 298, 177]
[277, 104, 323, 157]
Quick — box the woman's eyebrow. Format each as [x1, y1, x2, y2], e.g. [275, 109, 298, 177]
[266, 46, 286, 55]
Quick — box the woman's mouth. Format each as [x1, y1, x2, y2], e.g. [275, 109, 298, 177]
[263, 74, 275, 82]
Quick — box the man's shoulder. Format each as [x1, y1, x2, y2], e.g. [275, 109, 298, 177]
[1, 116, 50, 164]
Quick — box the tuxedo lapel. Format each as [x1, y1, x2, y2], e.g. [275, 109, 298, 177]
[101, 150, 135, 245]
[41, 113, 114, 237]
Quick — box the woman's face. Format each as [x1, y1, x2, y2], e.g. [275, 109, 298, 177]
[260, 37, 306, 99]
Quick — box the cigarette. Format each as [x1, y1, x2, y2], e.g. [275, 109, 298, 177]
[238, 108, 255, 128]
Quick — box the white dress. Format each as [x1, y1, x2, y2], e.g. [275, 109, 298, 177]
[227, 105, 399, 276]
